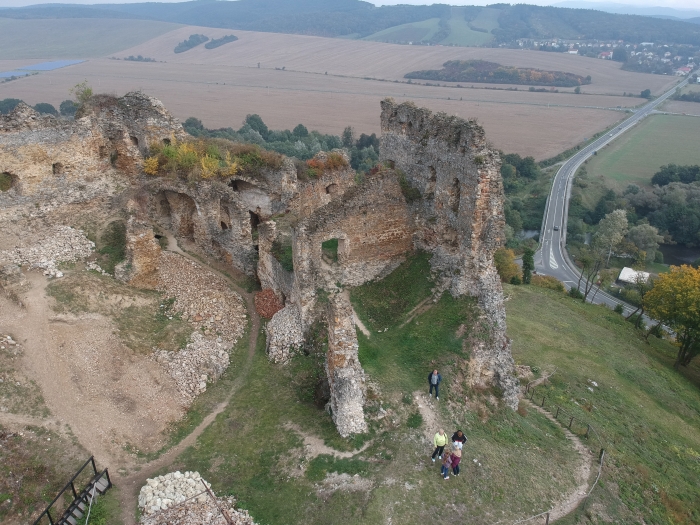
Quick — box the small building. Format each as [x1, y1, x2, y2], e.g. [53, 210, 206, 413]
[618, 267, 650, 284]
[598, 51, 612, 60]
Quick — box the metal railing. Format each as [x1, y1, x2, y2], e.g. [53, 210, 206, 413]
[33, 456, 112, 525]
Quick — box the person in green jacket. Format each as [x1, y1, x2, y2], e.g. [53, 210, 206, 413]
[431, 428, 449, 462]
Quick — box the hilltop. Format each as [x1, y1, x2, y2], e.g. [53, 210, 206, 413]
[2, 0, 700, 47]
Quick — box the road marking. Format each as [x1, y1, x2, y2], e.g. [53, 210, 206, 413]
[549, 244, 558, 270]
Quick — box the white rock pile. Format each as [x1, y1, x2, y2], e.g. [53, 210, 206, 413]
[0, 334, 21, 355]
[151, 332, 230, 402]
[138, 471, 257, 525]
[0, 225, 94, 278]
[86, 261, 110, 276]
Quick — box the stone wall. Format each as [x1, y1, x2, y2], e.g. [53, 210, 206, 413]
[291, 169, 413, 328]
[379, 98, 519, 409]
[326, 293, 367, 437]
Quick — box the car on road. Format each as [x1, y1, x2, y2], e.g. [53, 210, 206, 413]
[553, 226, 559, 231]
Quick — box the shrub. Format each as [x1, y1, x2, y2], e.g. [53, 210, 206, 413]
[568, 287, 584, 299]
[614, 303, 624, 314]
[304, 152, 348, 177]
[271, 240, 294, 272]
[531, 274, 565, 292]
[510, 275, 522, 285]
[174, 34, 209, 53]
[494, 248, 521, 283]
[144, 138, 283, 179]
[0, 172, 13, 192]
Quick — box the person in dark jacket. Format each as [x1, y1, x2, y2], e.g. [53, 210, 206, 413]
[451, 430, 467, 445]
[451, 446, 462, 476]
[428, 369, 441, 399]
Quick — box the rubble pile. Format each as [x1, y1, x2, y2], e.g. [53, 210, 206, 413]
[0, 225, 94, 278]
[151, 333, 229, 402]
[86, 261, 110, 276]
[138, 471, 256, 525]
[0, 334, 21, 355]
[254, 288, 283, 319]
[157, 252, 246, 342]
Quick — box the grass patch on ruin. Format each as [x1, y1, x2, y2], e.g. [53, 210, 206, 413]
[96, 220, 127, 274]
[0, 424, 91, 524]
[46, 272, 191, 354]
[505, 284, 700, 524]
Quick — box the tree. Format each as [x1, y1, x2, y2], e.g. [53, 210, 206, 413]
[641, 89, 651, 99]
[594, 209, 628, 266]
[645, 265, 700, 369]
[576, 246, 604, 303]
[625, 273, 655, 329]
[522, 247, 534, 284]
[626, 223, 663, 262]
[574, 86, 581, 94]
[70, 81, 93, 106]
[245, 114, 269, 139]
[33, 102, 58, 115]
[612, 47, 628, 62]
[494, 248, 521, 284]
[293, 123, 309, 138]
[0, 98, 23, 115]
[59, 99, 77, 117]
[342, 126, 354, 148]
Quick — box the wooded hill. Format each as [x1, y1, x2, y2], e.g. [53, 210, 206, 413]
[2, 0, 700, 46]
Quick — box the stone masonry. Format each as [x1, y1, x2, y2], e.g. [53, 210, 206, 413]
[379, 98, 519, 408]
[326, 294, 367, 437]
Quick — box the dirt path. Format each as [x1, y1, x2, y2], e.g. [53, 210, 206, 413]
[284, 422, 372, 459]
[523, 400, 594, 523]
[115, 241, 262, 525]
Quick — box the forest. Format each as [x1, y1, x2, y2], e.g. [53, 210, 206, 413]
[405, 60, 590, 87]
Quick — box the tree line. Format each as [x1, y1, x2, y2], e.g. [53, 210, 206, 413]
[183, 115, 379, 173]
[0, 97, 77, 117]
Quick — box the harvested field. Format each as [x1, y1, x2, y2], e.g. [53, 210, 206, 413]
[0, 58, 626, 159]
[117, 27, 676, 96]
[661, 100, 700, 116]
[0, 25, 681, 159]
[0, 18, 182, 60]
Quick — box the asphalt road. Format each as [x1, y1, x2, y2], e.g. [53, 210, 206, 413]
[534, 75, 692, 316]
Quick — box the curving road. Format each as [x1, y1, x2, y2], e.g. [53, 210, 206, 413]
[534, 76, 692, 315]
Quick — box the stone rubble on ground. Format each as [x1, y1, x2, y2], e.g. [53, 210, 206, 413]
[0, 225, 94, 278]
[151, 332, 229, 402]
[138, 471, 257, 525]
[151, 252, 247, 403]
[86, 261, 110, 276]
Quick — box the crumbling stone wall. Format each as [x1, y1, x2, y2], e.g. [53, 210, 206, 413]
[379, 98, 519, 409]
[291, 170, 413, 327]
[326, 294, 367, 437]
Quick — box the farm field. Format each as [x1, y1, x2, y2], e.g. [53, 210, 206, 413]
[0, 18, 181, 60]
[0, 57, 628, 159]
[581, 114, 700, 189]
[116, 27, 677, 97]
[661, 100, 700, 116]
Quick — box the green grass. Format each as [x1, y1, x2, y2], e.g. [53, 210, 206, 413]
[173, 253, 583, 525]
[0, 172, 13, 192]
[97, 220, 126, 274]
[506, 284, 700, 524]
[0, 18, 181, 59]
[440, 10, 495, 47]
[583, 114, 700, 190]
[363, 18, 442, 44]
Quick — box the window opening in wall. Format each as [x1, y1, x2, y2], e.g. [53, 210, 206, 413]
[250, 211, 260, 242]
[162, 138, 171, 146]
[449, 178, 460, 214]
[325, 183, 338, 195]
[52, 162, 64, 175]
[0, 172, 15, 192]
[130, 136, 139, 146]
[110, 151, 118, 167]
[322, 238, 339, 263]
[220, 222, 229, 230]
[387, 160, 396, 169]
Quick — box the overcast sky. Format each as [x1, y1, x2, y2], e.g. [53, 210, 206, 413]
[0, 0, 699, 11]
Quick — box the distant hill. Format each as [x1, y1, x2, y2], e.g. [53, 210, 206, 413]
[2, 0, 700, 46]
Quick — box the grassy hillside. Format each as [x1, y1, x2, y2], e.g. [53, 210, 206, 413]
[507, 284, 700, 524]
[362, 18, 443, 44]
[0, 18, 181, 59]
